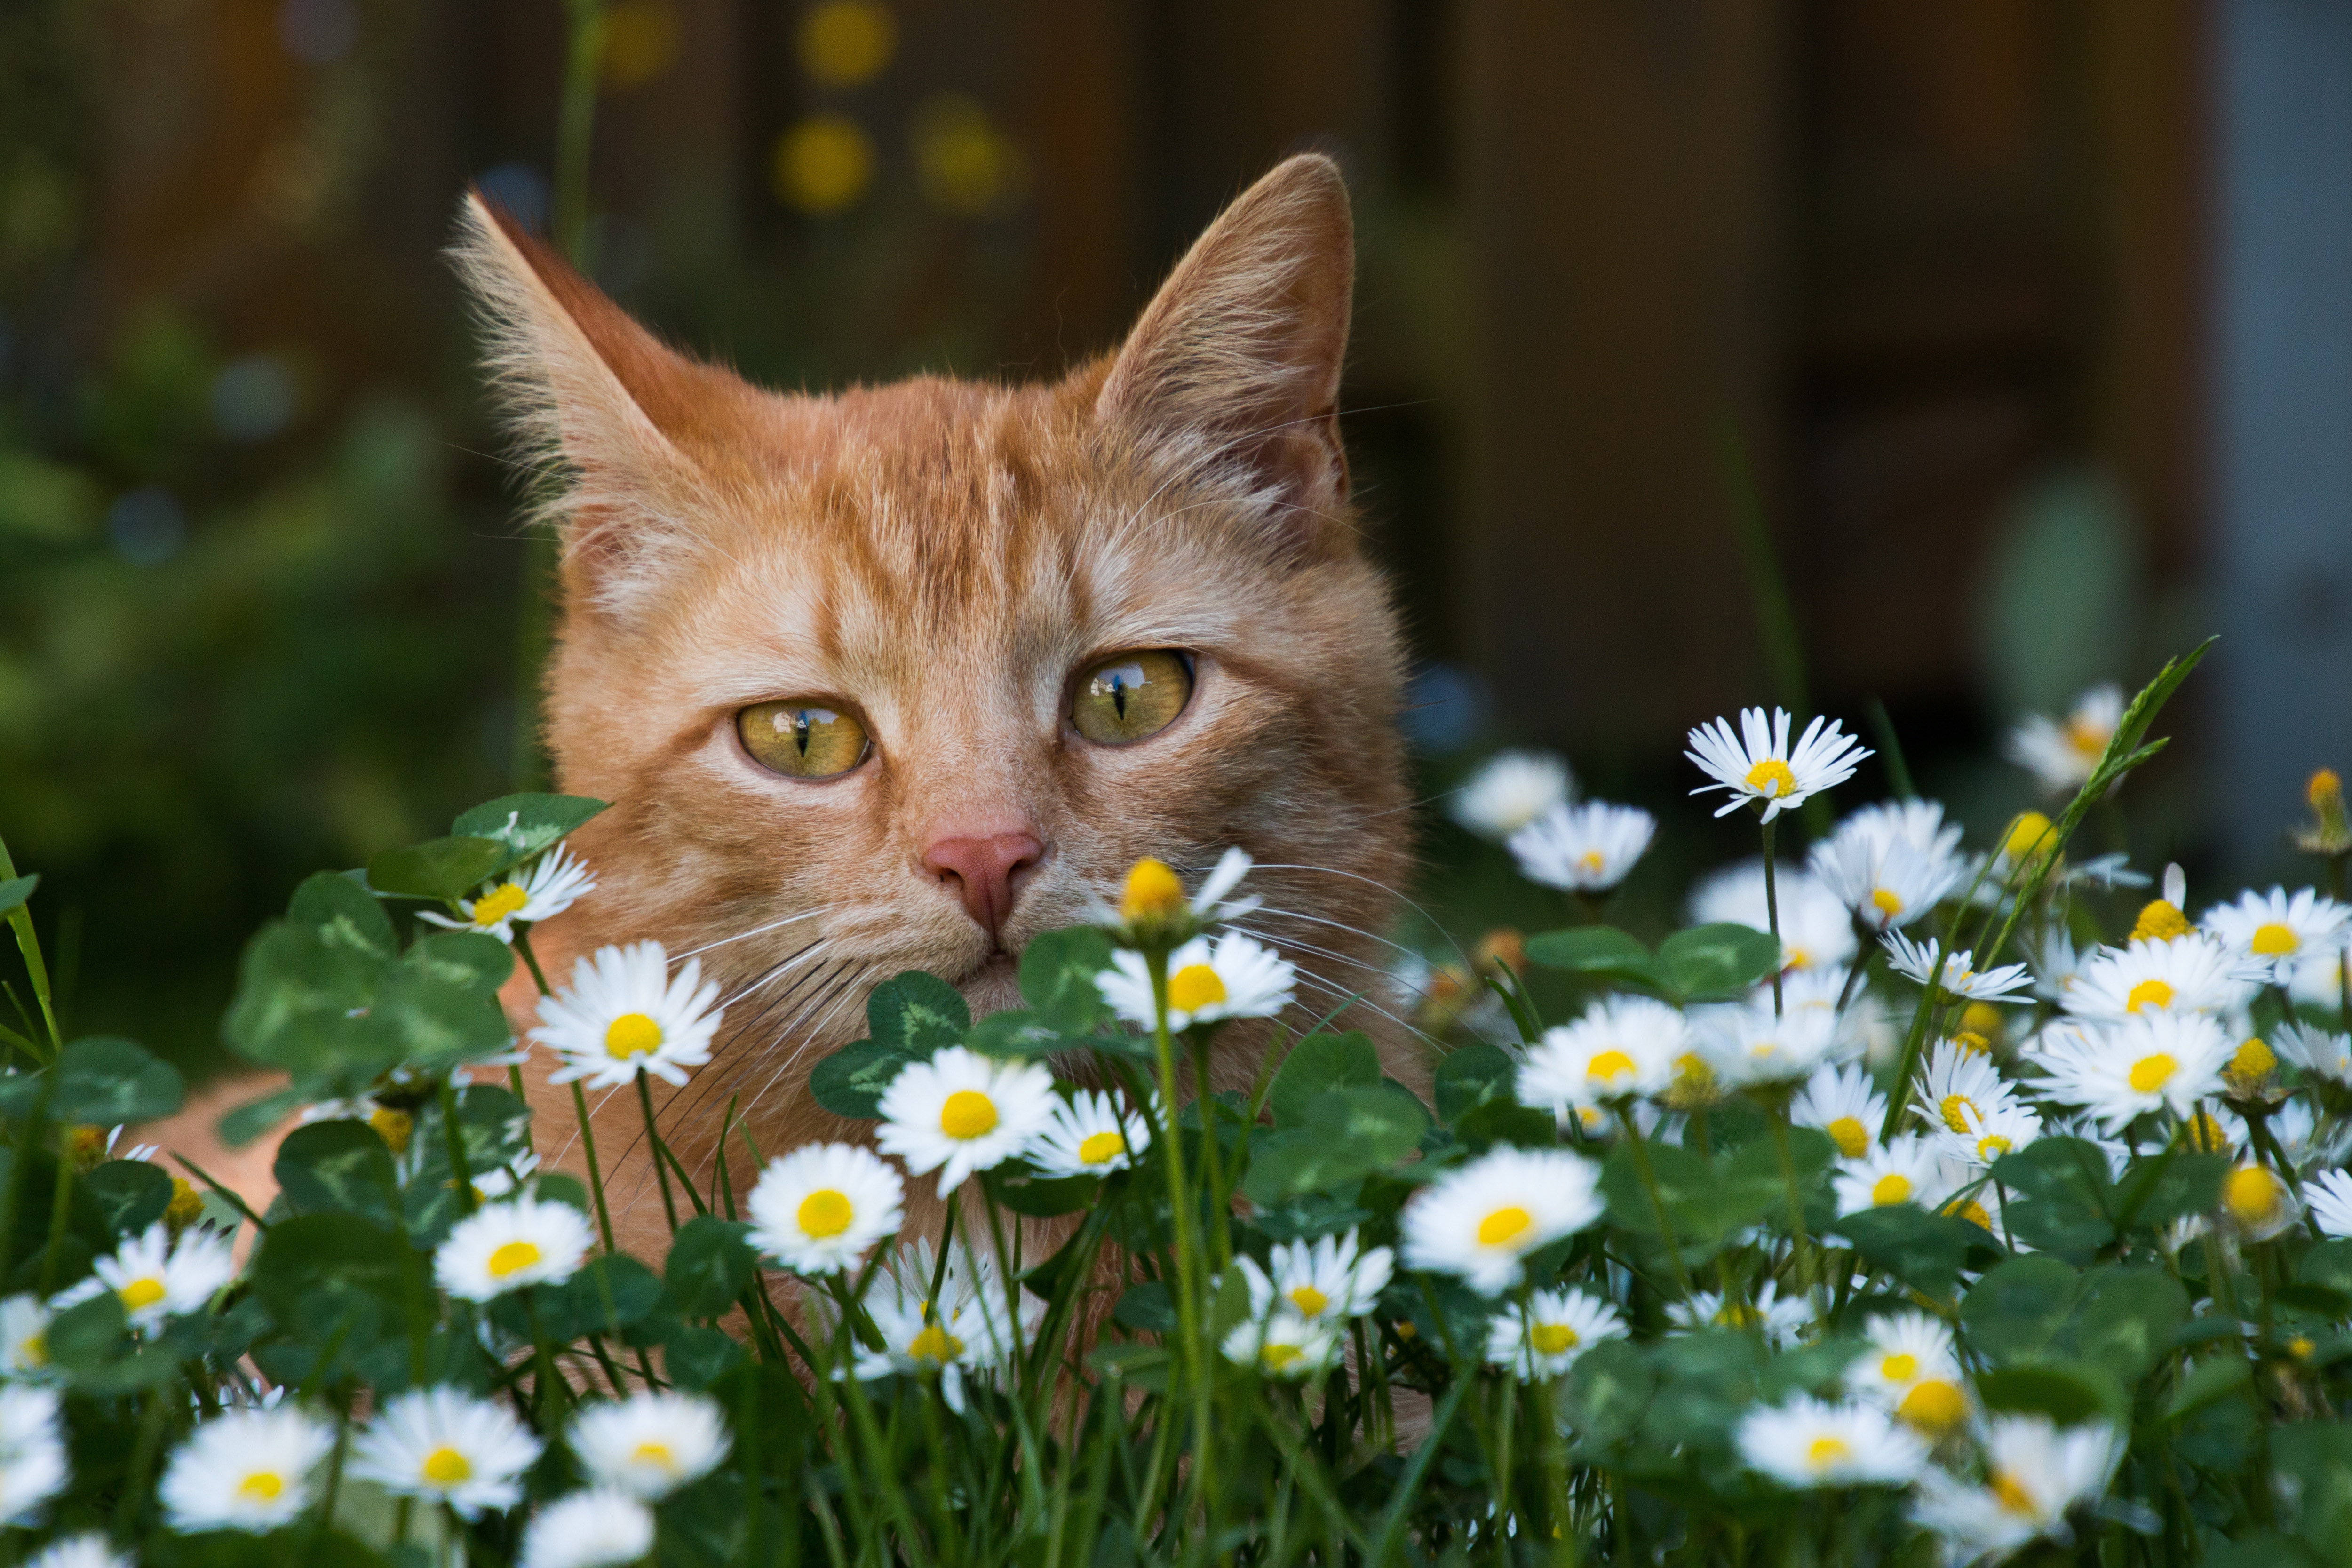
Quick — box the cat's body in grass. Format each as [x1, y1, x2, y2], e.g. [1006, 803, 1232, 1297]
[167, 157, 1419, 1258]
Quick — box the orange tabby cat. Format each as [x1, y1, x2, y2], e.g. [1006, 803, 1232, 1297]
[159, 157, 1417, 1249]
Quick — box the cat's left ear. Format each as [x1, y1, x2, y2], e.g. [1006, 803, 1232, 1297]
[1096, 154, 1354, 556]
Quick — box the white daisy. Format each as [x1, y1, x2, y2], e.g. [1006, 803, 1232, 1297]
[2219, 1162, 2300, 1241]
[349, 1385, 543, 1519]
[0, 1385, 64, 1528]
[1451, 750, 1573, 839]
[1879, 931, 2033, 1004]
[1735, 1395, 1926, 1489]
[532, 940, 724, 1090]
[845, 1244, 1041, 1415]
[1221, 1311, 1341, 1380]
[56, 1223, 236, 1331]
[1915, 1040, 2021, 1140]
[1025, 1090, 1153, 1179]
[1937, 1099, 2042, 1170]
[0, 1296, 51, 1381]
[2203, 886, 2352, 985]
[2026, 926, 2086, 1003]
[1667, 1281, 1812, 1345]
[566, 1391, 731, 1501]
[1518, 995, 1689, 1112]
[517, 1488, 656, 1568]
[875, 1047, 1058, 1196]
[2002, 684, 2123, 795]
[1685, 708, 1872, 822]
[1706, 1004, 1843, 1088]
[1097, 931, 1296, 1033]
[2062, 934, 2259, 1022]
[1910, 1417, 2121, 1560]
[26, 1534, 133, 1568]
[2274, 1021, 2352, 1086]
[1845, 1313, 1969, 1435]
[1108, 848, 1263, 936]
[419, 844, 596, 943]
[1687, 860, 1858, 974]
[1791, 1064, 1887, 1160]
[2032, 1011, 2232, 1132]
[1484, 1287, 1627, 1381]
[1236, 1230, 1394, 1323]
[1398, 1146, 1604, 1296]
[2304, 1169, 2352, 1239]
[433, 1194, 595, 1302]
[1833, 1134, 1943, 1216]
[1508, 801, 1656, 893]
[1809, 802, 1965, 933]
[745, 1142, 905, 1274]
[2288, 939, 2352, 1012]
[157, 1405, 334, 1534]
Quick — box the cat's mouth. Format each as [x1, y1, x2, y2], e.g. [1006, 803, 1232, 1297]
[958, 948, 1024, 1014]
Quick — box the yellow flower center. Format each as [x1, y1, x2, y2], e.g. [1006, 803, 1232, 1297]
[2125, 979, 2175, 1014]
[1530, 1322, 1581, 1356]
[2224, 1165, 2283, 1225]
[1665, 1052, 1716, 1108]
[1991, 1470, 2039, 1517]
[422, 1447, 472, 1486]
[2251, 922, 2301, 957]
[1939, 1093, 1979, 1134]
[940, 1090, 998, 1140]
[1870, 887, 1904, 919]
[1714, 1303, 1761, 1329]
[2230, 1036, 2276, 1082]
[907, 1324, 964, 1364]
[2065, 714, 2111, 758]
[1287, 1286, 1329, 1317]
[2314, 768, 2346, 813]
[1805, 1435, 1851, 1471]
[1477, 1206, 1533, 1247]
[1976, 1134, 2013, 1161]
[487, 1240, 543, 1278]
[1898, 1378, 1968, 1433]
[2003, 812, 2055, 862]
[796, 1189, 853, 1239]
[238, 1471, 285, 1503]
[2290, 1335, 2317, 1359]
[2131, 899, 2191, 943]
[1262, 1342, 1304, 1372]
[1872, 1174, 1912, 1206]
[119, 1277, 166, 1311]
[1578, 851, 1606, 876]
[1826, 1117, 1869, 1159]
[2127, 1053, 2177, 1093]
[1785, 946, 1812, 970]
[1950, 1197, 1994, 1230]
[1120, 859, 1184, 922]
[1168, 964, 1227, 1015]
[1586, 1049, 1637, 1087]
[1951, 1030, 1990, 1057]
[2179, 1111, 2230, 1153]
[1961, 1002, 2004, 1039]
[1076, 1131, 1126, 1166]
[470, 882, 530, 928]
[1880, 1352, 1919, 1383]
[630, 1441, 678, 1472]
[17, 1334, 43, 1367]
[369, 1107, 414, 1154]
[605, 1012, 663, 1059]
[1745, 758, 1798, 798]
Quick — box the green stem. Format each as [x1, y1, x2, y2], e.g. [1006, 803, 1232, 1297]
[438, 1078, 479, 1218]
[1617, 1105, 1694, 1302]
[1761, 817, 1784, 1019]
[635, 1067, 681, 1234]
[0, 832, 63, 1059]
[1188, 1025, 1232, 1271]
[1144, 947, 1213, 1521]
[1767, 1104, 1821, 1314]
[568, 1080, 618, 1252]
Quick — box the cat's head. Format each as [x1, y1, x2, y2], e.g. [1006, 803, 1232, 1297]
[455, 156, 1409, 1072]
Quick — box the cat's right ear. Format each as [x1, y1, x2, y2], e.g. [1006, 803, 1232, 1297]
[450, 191, 734, 612]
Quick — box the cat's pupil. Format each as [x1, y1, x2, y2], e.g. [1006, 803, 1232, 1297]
[794, 712, 812, 755]
[1109, 676, 1128, 720]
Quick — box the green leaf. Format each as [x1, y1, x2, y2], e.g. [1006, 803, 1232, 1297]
[1973, 1361, 2125, 1426]
[2302, 1240, 2352, 1297]
[1241, 1084, 1430, 1204]
[1523, 927, 1670, 997]
[1559, 1339, 1656, 1447]
[217, 1086, 306, 1148]
[964, 1011, 1076, 1059]
[274, 1120, 402, 1228]
[401, 1087, 535, 1244]
[405, 931, 515, 999]
[82, 1159, 174, 1237]
[1658, 923, 1783, 1003]
[248, 1214, 405, 1362]
[2116, 1150, 2229, 1234]
[0, 875, 37, 917]
[48, 1035, 183, 1125]
[366, 836, 510, 901]
[1113, 1281, 1178, 1333]
[1601, 1137, 1787, 1256]
[663, 1323, 750, 1391]
[537, 1255, 664, 1341]
[451, 792, 609, 869]
[46, 1292, 129, 1376]
[866, 971, 969, 1054]
[982, 1164, 1098, 1218]
[1267, 1032, 1382, 1130]
[2163, 1353, 2252, 1422]
[1831, 1205, 1981, 1297]
[1434, 1043, 1516, 1124]
[287, 870, 396, 958]
[1960, 1255, 2082, 1363]
[2073, 1266, 2188, 1384]
[1018, 927, 1114, 1031]
[808, 1039, 917, 1121]
[665, 1216, 760, 1320]
[222, 917, 512, 1090]
[1989, 1139, 2118, 1256]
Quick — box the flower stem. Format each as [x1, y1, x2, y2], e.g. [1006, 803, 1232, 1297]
[1761, 817, 1784, 1018]
[1188, 1025, 1232, 1271]
[568, 1080, 618, 1253]
[1616, 1105, 1694, 1303]
[635, 1067, 681, 1233]
[1768, 1103, 1822, 1314]
[1144, 946, 1214, 1513]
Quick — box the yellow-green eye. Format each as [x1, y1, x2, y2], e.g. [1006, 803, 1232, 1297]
[1071, 650, 1193, 745]
[738, 702, 871, 779]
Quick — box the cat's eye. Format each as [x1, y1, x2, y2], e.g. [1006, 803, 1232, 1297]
[737, 701, 871, 780]
[1070, 650, 1193, 746]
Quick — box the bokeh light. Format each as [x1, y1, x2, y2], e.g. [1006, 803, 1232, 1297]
[910, 95, 1022, 217]
[772, 116, 875, 214]
[209, 356, 297, 444]
[601, 0, 681, 92]
[104, 487, 186, 568]
[796, 0, 896, 88]
[276, 0, 357, 65]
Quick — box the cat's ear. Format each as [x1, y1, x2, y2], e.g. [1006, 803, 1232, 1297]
[449, 191, 740, 611]
[1096, 154, 1355, 554]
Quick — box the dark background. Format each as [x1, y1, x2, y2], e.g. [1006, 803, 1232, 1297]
[2, 0, 2346, 1073]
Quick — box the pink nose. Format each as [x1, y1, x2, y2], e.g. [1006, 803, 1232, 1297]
[922, 832, 1045, 939]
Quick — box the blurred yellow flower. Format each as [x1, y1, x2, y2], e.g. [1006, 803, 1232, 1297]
[912, 96, 1023, 216]
[798, 0, 896, 87]
[773, 117, 875, 213]
[601, 0, 681, 90]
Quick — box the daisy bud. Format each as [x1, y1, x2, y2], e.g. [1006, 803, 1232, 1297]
[2225, 1035, 2277, 1098]
[1473, 927, 1526, 978]
[1958, 1001, 2007, 1045]
[2001, 811, 2057, 867]
[2130, 899, 2192, 943]
[1120, 858, 1184, 923]
[164, 1178, 204, 1232]
[2298, 767, 2352, 857]
[2222, 1162, 2297, 1240]
[369, 1106, 414, 1154]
